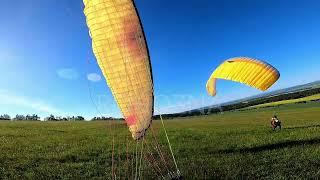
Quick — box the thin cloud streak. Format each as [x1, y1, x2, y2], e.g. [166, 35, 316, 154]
[87, 73, 101, 82]
[57, 68, 79, 80]
[0, 90, 60, 114]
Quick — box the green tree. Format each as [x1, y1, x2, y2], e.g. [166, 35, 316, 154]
[0, 114, 11, 120]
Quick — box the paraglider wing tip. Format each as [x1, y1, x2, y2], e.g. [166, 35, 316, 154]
[206, 77, 217, 96]
[132, 128, 147, 141]
[207, 88, 217, 96]
[132, 119, 153, 140]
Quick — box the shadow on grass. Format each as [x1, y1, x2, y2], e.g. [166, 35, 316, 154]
[285, 124, 320, 130]
[47, 129, 66, 133]
[219, 138, 320, 154]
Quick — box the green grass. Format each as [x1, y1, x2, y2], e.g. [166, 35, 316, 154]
[0, 102, 320, 179]
[246, 93, 320, 109]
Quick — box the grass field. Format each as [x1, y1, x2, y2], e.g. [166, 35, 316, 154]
[0, 102, 320, 179]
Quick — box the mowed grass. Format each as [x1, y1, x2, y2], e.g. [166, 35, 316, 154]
[246, 93, 320, 109]
[0, 102, 320, 179]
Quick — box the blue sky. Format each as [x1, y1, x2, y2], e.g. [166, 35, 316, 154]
[0, 0, 319, 119]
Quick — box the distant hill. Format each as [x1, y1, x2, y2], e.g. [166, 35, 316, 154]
[206, 80, 320, 109]
[155, 80, 320, 119]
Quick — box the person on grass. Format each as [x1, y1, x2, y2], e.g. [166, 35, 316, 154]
[271, 115, 281, 130]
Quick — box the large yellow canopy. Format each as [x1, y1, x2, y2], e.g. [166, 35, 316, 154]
[206, 57, 280, 96]
[83, 0, 154, 140]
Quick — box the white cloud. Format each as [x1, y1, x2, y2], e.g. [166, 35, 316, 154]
[0, 90, 60, 114]
[57, 68, 79, 80]
[87, 73, 102, 82]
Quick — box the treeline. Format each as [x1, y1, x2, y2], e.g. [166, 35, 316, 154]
[44, 115, 85, 121]
[0, 114, 40, 121]
[0, 114, 11, 120]
[0, 114, 85, 121]
[0, 114, 124, 121]
[91, 116, 124, 121]
[155, 87, 320, 119]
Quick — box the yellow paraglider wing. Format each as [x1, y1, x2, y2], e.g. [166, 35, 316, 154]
[83, 0, 154, 140]
[206, 57, 280, 96]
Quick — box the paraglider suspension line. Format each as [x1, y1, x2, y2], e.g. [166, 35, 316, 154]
[159, 114, 180, 176]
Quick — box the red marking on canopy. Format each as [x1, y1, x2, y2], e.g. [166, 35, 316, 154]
[118, 16, 146, 62]
[125, 114, 137, 126]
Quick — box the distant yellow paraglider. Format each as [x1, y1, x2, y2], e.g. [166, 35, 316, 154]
[83, 0, 154, 140]
[206, 57, 280, 96]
